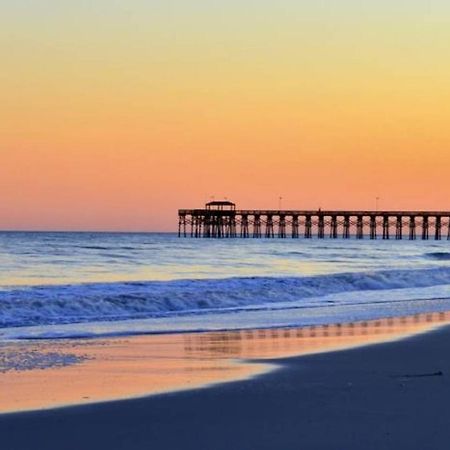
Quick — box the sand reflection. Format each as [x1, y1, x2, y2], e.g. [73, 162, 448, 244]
[1, 311, 449, 414]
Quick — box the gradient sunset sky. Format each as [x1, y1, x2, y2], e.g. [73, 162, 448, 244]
[2, 1, 450, 231]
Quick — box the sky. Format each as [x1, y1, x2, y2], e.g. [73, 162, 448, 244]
[1, 0, 450, 231]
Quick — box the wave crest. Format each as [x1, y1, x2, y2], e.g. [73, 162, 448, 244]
[1, 268, 450, 329]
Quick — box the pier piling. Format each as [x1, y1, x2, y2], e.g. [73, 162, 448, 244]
[179, 201, 450, 240]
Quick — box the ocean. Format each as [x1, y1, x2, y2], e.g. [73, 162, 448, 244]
[1, 231, 450, 340]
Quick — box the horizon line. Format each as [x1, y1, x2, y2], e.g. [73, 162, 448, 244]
[0, 229, 177, 234]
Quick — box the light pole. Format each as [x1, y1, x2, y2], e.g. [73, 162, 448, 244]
[278, 196, 283, 210]
[375, 197, 380, 212]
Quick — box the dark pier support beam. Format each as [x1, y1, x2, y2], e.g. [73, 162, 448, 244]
[356, 215, 364, 239]
[194, 216, 198, 237]
[253, 215, 261, 238]
[211, 215, 222, 238]
[330, 215, 338, 239]
[265, 215, 274, 238]
[208, 216, 214, 238]
[226, 216, 236, 238]
[382, 216, 390, 240]
[220, 216, 225, 238]
[422, 216, 429, 240]
[201, 216, 206, 238]
[292, 216, 299, 238]
[343, 216, 350, 239]
[190, 217, 194, 237]
[219, 216, 225, 238]
[318, 215, 325, 239]
[223, 216, 228, 238]
[278, 215, 286, 238]
[211, 216, 217, 238]
[203, 216, 210, 238]
[196, 216, 202, 238]
[395, 216, 403, 240]
[241, 214, 249, 238]
[370, 215, 377, 239]
[305, 215, 312, 238]
[435, 216, 442, 240]
[409, 216, 416, 240]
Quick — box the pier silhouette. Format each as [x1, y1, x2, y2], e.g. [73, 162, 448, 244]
[178, 201, 450, 240]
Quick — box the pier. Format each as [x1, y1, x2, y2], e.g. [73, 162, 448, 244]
[178, 201, 450, 240]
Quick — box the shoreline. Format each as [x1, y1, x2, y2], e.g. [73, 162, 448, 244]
[1, 320, 450, 449]
[1, 310, 450, 415]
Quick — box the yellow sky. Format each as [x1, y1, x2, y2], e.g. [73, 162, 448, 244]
[1, 1, 450, 230]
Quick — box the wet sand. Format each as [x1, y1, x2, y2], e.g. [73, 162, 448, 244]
[1, 312, 450, 449]
[1, 312, 450, 414]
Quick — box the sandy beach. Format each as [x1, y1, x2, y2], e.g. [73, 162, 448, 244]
[1, 312, 449, 414]
[2, 312, 450, 449]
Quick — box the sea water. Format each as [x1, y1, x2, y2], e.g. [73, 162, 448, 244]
[1, 231, 450, 340]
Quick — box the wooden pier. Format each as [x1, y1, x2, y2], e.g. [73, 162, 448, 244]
[178, 201, 450, 240]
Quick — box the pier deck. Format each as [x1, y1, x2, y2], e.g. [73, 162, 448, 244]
[178, 202, 450, 240]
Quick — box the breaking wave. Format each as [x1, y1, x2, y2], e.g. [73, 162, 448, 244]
[2, 267, 450, 329]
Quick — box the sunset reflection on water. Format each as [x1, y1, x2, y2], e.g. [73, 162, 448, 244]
[1, 311, 449, 414]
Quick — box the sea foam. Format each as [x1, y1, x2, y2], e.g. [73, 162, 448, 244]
[2, 267, 450, 329]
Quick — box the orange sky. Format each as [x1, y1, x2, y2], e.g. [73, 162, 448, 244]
[1, 1, 450, 231]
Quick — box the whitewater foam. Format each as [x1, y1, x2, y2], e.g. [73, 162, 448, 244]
[1, 267, 450, 330]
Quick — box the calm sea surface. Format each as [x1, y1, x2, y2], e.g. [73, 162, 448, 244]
[1, 232, 450, 339]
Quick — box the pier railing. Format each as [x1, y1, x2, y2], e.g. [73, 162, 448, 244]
[178, 209, 450, 240]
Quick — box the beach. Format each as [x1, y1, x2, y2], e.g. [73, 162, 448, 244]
[0, 312, 447, 414]
[2, 234, 450, 449]
[1, 319, 450, 450]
